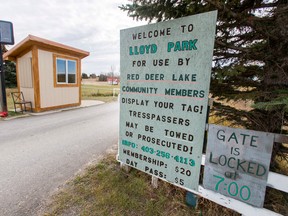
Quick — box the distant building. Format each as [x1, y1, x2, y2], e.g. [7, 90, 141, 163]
[3, 35, 89, 112]
[107, 77, 119, 85]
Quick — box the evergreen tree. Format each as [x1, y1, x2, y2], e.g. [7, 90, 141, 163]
[82, 72, 89, 79]
[1, 45, 17, 87]
[99, 73, 108, 81]
[120, 0, 288, 167]
[4, 61, 17, 88]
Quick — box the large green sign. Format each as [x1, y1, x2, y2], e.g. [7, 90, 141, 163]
[119, 11, 217, 191]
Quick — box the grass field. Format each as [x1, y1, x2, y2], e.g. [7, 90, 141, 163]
[6, 88, 17, 110]
[4, 83, 119, 115]
[4, 88, 24, 117]
[81, 83, 120, 102]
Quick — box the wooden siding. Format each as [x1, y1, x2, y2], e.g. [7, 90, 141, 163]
[38, 50, 79, 108]
[17, 51, 35, 108]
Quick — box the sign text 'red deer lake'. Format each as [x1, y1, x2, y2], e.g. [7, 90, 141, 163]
[119, 11, 217, 191]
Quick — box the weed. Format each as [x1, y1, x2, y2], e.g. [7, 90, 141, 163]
[43, 155, 213, 216]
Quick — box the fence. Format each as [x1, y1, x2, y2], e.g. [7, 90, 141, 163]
[119, 127, 288, 216]
[196, 128, 288, 216]
[90, 88, 120, 97]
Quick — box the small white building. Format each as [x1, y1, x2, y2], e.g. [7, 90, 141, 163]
[107, 77, 119, 85]
[4, 35, 89, 112]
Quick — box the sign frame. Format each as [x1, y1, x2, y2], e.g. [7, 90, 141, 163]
[0, 20, 14, 45]
[119, 11, 217, 192]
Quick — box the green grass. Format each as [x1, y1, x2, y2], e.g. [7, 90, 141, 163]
[81, 84, 120, 102]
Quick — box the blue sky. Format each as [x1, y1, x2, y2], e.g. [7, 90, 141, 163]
[2, 0, 145, 75]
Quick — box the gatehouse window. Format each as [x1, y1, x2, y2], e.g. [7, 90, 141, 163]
[53, 54, 79, 87]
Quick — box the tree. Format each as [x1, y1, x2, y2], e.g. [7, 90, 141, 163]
[1, 45, 17, 87]
[90, 73, 97, 79]
[120, 1, 288, 167]
[1, 44, 7, 53]
[82, 72, 88, 79]
[99, 73, 108, 81]
[4, 61, 17, 87]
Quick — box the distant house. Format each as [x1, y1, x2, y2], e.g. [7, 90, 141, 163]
[107, 77, 119, 85]
[3, 35, 89, 112]
[90, 73, 97, 79]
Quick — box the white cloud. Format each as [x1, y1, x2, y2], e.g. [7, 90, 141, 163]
[2, 0, 146, 74]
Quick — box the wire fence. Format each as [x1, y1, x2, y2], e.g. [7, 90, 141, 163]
[90, 88, 120, 97]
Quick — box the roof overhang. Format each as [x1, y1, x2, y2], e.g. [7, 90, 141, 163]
[3, 34, 90, 61]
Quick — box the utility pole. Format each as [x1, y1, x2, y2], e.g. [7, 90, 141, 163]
[0, 20, 14, 117]
[111, 65, 114, 85]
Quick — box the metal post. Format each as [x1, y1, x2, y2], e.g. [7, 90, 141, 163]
[0, 20, 14, 117]
[0, 46, 8, 114]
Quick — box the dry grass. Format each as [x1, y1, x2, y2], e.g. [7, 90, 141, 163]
[197, 198, 240, 216]
[81, 83, 120, 102]
[208, 109, 288, 215]
[264, 188, 288, 215]
[6, 87, 18, 111]
[5, 84, 287, 214]
[42, 154, 241, 216]
[4, 83, 119, 116]
[0, 88, 24, 117]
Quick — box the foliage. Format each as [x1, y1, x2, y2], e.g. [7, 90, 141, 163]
[81, 84, 119, 102]
[43, 154, 240, 216]
[4, 60, 17, 87]
[81, 72, 88, 79]
[98, 72, 120, 82]
[120, 0, 288, 169]
[43, 153, 287, 215]
[1, 45, 17, 87]
[5, 88, 17, 111]
[98, 73, 108, 81]
[90, 73, 97, 79]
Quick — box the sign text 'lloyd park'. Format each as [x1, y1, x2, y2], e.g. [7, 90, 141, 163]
[119, 11, 217, 191]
